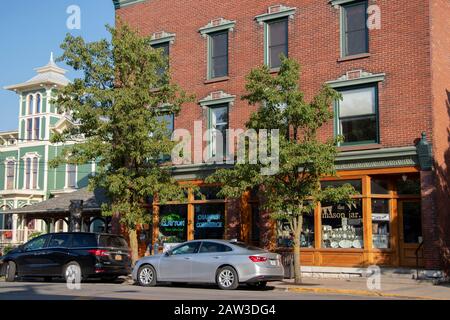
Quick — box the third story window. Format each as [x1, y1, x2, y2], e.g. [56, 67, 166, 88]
[337, 85, 378, 145]
[209, 104, 229, 158]
[267, 18, 288, 69]
[342, 0, 369, 57]
[209, 31, 228, 79]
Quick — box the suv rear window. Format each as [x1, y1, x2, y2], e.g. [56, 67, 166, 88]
[72, 234, 97, 248]
[99, 235, 128, 249]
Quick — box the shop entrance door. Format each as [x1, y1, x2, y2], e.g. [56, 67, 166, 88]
[398, 200, 423, 267]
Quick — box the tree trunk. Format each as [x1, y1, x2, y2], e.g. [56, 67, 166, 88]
[128, 228, 139, 266]
[293, 216, 303, 285]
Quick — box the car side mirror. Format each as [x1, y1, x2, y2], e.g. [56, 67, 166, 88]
[164, 251, 172, 257]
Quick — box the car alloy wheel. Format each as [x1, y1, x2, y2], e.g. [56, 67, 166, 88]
[138, 265, 157, 287]
[5, 261, 16, 282]
[64, 262, 82, 284]
[217, 267, 239, 290]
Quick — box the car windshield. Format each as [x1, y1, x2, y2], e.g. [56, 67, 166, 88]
[231, 242, 264, 251]
[99, 235, 128, 249]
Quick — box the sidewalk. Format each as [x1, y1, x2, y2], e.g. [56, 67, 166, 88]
[271, 277, 450, 300]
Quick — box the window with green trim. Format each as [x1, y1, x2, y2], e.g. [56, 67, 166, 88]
[267, 18, 288, 69]
[341, 0, 369, 57]
[208, 31, 228, 79]
[208, 104, 229, 158]
[151, 41, 170, 85]
[336, 84, 379, 145]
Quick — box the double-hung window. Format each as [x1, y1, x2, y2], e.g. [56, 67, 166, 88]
[336, 84, 378, 145]
[341, 0, 369, 57]
[209, 104, 229, 158]
[67, 164, 77, 188]
[6, 161, 15, 190]
[25, 158, 31, 189]
[208, 31, 228, 79]
[267, 18, 288, 69]
[152, 41, 170, 81]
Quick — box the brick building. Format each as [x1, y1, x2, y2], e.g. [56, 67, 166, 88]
[113, 0, 450, 272]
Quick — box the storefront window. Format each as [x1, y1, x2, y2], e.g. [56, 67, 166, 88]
[321, 179, 362, 193]
[372, 199, 390, 249]
[397, 176, 420, 195]
[194, 203, 225, 239]
[276, 210, 315, 248]
[321, 199, 363, 249]
[159, 205, 187, 244]
[371, 178, 390, 195]
[194, 186, 225, 200]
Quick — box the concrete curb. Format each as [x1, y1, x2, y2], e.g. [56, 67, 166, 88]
[272, 285, 444, 300]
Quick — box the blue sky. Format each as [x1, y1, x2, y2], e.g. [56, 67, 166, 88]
[0, 0, 115, 131]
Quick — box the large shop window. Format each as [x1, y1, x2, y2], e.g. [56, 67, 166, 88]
[336, 85, 378, 145]
[321, 199, 364, 249]
[276, 210, 315, 248]
[267, 18, 288, 69]
[208, 31, 229, 79]
[158, 205, 187, 244]
[194, 203, 225, 240]
[341, 0, 369, 57]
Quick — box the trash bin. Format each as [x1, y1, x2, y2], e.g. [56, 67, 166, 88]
[280, 251, 294, 279]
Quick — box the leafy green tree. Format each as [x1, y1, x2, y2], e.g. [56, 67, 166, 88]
[206, 57, 356, 284]
[50, 23, 192, 264]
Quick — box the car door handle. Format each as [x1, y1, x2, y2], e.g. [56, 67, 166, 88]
[213, 256, 221, 259]
[184, 257, 191, 260]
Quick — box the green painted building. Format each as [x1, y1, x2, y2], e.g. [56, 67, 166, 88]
[0, 54, 95, 246]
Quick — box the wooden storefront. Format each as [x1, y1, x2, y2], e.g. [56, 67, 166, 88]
[145, 166, 424, 268]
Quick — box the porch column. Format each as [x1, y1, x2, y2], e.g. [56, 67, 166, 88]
[11, 214, 18, 244]
[23, 216, 29, 243]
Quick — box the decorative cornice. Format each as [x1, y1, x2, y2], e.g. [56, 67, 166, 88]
[199, 91, 236, 107]
[255, 4, 297, 25]
[113, 0, 146, 10]
[199, 18, 236, 37]
[329, 0, 359, 7]
[326, 70, 386, 88]
[150, 31, 176, 46]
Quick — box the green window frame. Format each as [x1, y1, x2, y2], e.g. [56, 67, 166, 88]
[207, 104, 229, 159]
[264, 18, 289, 69]
[334, 83, 379, 146]
[207, 30, 229, 79]
[340, 0, 369, 57]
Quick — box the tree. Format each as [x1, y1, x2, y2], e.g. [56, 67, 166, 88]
[206, 57, 356, 284]
[50, 23, 192, 264]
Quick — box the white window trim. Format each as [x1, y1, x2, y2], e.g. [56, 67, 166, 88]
[4, 157, 17, 190]
[22, 153, 41, 190]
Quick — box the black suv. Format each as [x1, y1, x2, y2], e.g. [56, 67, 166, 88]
[0, 232, 131, 282]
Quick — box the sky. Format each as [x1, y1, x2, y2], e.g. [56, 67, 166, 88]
[0, 0, 115, 131]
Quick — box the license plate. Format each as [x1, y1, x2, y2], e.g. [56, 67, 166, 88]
[270, 260, 277, 266]
[115, 255, 122, 261]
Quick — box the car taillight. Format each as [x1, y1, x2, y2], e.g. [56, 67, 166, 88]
[249, 256, 268, 263]
[88, 249, 110, 257]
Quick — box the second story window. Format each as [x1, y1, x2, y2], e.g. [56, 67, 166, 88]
[25, 158, 31, 189]
[209, 104, 229, 158]
[66, 164, 77, 189]
[209, 31, 228, 79]
[6, 161, 15, 190]
[32, 158, 38, 189]
[23, 155, 40, 190]
[267, 18, 288, 69]
[336, 84, 378, 145]
[152, 41, 170, 79]
[341, 0, 369, 57]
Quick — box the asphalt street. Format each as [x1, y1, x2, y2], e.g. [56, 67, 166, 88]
[0, 278, 399, 300]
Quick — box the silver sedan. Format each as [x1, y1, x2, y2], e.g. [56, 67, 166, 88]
[132, 240, 284, 290]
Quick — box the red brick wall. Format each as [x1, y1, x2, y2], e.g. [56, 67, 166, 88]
[117, 0, 433, 149]
[430, 0, 450, 273]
